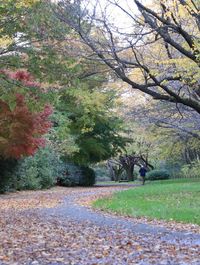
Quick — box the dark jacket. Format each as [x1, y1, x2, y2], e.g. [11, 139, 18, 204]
[139, 167, 147, 177]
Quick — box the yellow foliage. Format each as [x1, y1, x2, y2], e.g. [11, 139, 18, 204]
[16, 0, 40, 8]
[81, 127, 93, 134]
[128, 68, 145, 83]
[0, 36, 13, 48]
[0, 0, 40, 8]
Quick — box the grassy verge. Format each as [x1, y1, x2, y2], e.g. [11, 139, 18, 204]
[93, 178, 200, 225]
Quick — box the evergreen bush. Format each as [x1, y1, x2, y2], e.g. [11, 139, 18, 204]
[57, 163, 77, 187]
[0, 147, 63, 192]
[146, 170, 170, 181]
[79, 166, 96, 186]
[15, 147, 62, 190]
[94, 165, 111, 182]
[0, 159, 18, 193]
[57, 163, 96, 187]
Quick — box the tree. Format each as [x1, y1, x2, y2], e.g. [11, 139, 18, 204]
[0, 0, 77, 158]
[123, 107, 200, 172]
[0, 70, 52, 160]
[54, 0, 200, 117]
[108, 154, 154, 184]
[56, 85, 127, 165]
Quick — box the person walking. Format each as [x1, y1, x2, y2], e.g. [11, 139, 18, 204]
[139, 166, 147, 185]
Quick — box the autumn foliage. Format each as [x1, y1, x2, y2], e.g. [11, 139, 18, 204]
[1, 69, 40, 88]
[0, 70, 53, 159]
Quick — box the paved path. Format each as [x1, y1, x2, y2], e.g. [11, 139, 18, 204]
[42, 189, 200, 245]
[37, 187, 200, 265]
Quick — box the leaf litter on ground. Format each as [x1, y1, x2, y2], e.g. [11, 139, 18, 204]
[0, 186, 199, 265]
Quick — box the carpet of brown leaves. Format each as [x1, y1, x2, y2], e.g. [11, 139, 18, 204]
[0, 186, 199, 265]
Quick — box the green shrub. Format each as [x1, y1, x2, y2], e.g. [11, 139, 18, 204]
[79, 166, 96, 186]
[57, 163, 77, 187]
[0, 149, 96, 192]
[0, 159, 18, 193]
[181, 160, 200, 178]
[35, 147, 62, 189]
[94, 164, 111, 181]
[15, 159, 41, 190]
[57, 163, 96, 187]
[8, 147, 63, 191]
[146, 169, 170, 181]
[59, 177, 75, 187]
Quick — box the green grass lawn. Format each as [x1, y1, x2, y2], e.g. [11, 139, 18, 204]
[93, 178, 200, 225]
